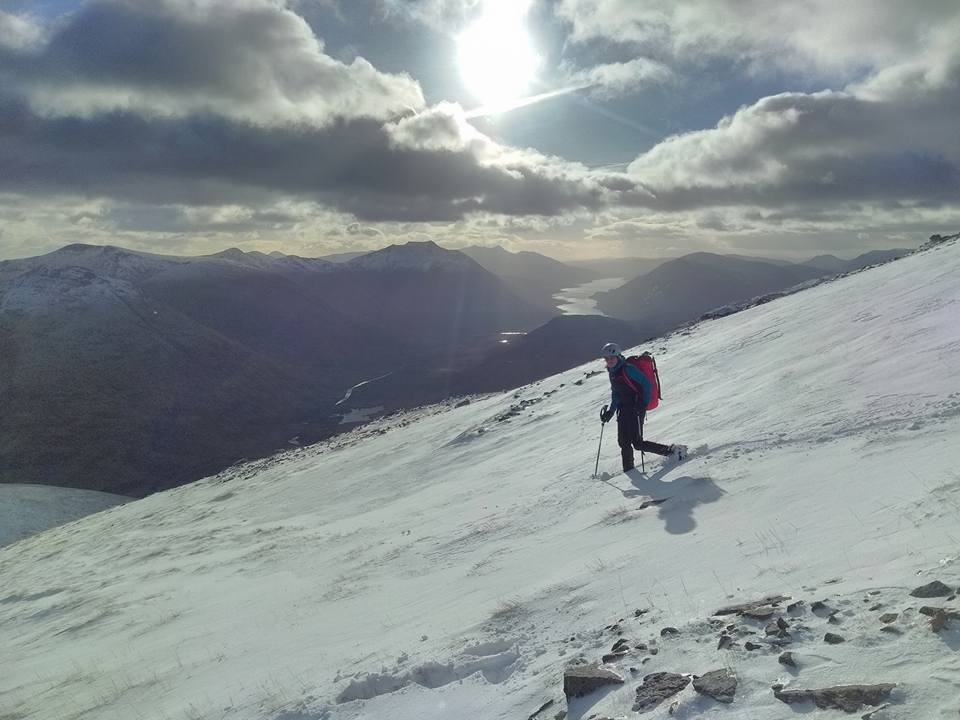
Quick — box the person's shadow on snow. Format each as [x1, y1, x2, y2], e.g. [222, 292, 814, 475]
[624, 467, 724, 535]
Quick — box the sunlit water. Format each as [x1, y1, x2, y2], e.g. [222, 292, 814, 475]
[553, 277, 626, 315]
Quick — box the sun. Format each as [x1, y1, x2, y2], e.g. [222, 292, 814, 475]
[457, 2, 540, 110]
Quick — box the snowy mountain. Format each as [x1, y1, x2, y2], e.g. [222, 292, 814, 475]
[315, 241, 555, 349]
[345, 240, 476, 272]
[596, 252, 826, 331]
[209, 247, 335, 273]
[0, 241, 551, 496]
[2, 237, 959, 719]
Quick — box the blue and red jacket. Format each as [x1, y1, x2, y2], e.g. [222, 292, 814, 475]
[607, 355, 652, 414]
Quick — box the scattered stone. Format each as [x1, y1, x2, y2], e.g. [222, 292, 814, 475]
[773, 684, 895, 713]
[765, 622, 780, 636]
[811, 601, 833, 617]
[634, 608, 649, 618]
[634, 643, 648, 651]
[869, 590, 882, 596]
[660, 627, 680, 637]
[828, 613, 842, 625]
[602, 652, 628, 664]
[743, 606, 776, 620]
[454, 399, 471, 408]
[787, 601, 805, 614]
[713, 595, 790, 617]
[778, 652, 796, 668]
[910, 581, 953, 598]
[693, 669, 737, 703]
[650, 648, 659, 655]
[869, 604, 883, 611]
[744, 641, 762, 651]
[879, 613, 898, 624]
[930, 609, 953, 633]
[879, 626, 902, 635]
[717, 634, 734, 650]
[611, 639, 631, 653]
[632, 672, 691, 712]
[919, 606, 960, 619]
[824, 633, 845, 644]
[777, 617, 790, 630]
[563, 664, 625, 698]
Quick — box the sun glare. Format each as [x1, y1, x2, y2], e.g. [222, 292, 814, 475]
[457, 2, 539, 110]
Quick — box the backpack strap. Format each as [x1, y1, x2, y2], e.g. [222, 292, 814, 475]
[619, 366, 642, 398]
[650, 354, 664, 400]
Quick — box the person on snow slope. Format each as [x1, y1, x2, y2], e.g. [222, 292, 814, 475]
[599, 342, 686, 472]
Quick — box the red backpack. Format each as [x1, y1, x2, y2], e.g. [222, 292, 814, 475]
[621, 352, 662, 411]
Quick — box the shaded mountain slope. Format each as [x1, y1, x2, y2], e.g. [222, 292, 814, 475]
[0, 241, 551, 495]
[596, 252, 826, 330]
[451, 314, 648, 394]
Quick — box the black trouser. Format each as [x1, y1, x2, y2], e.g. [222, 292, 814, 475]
[617, 408, 671, 470]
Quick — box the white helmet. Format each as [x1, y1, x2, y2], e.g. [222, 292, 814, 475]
[601, 342, 622, 358]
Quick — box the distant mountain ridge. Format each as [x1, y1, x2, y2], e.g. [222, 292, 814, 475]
[566, 255, 672, 279]
[460, 245, 596, 311]
[596, 252, 827, 331]
[801, 249, 913, 273]
[0, 241, 551, 496]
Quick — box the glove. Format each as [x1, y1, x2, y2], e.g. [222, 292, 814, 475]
[600, 405, 614, 423]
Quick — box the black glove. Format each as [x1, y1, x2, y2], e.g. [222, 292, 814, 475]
[600, 405, 614, 423]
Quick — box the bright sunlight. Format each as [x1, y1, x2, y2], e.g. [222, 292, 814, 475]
[457, 1, 540, 110]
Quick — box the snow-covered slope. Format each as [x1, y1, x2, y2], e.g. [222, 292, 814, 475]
[0, 484, 129, 548]
[2, 241, 960, 720]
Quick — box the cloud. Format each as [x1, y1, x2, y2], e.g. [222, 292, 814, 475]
[0, 10, 45, 52]
[624, 36, 960, 212]
[564, 57, 673, 100]
[0, 93, 637, 222]
[375, 0, 476, 31]
[1, 0, 424, 126]
[555, 0, 960, 77]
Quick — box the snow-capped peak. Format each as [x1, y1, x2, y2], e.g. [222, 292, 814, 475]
[345, 240, 478, 272]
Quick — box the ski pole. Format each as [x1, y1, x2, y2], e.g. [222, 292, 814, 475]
[594, 417, 606, 478]
[639, 409, 646, 473]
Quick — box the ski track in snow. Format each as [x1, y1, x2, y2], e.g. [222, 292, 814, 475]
[2, 241, 960, 720]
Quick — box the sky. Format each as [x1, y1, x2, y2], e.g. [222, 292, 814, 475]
[0, 0, 958, 261]
[3, 239, 960, 718]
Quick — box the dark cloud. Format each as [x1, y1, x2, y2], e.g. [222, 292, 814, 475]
[0, 94, 619, 221]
